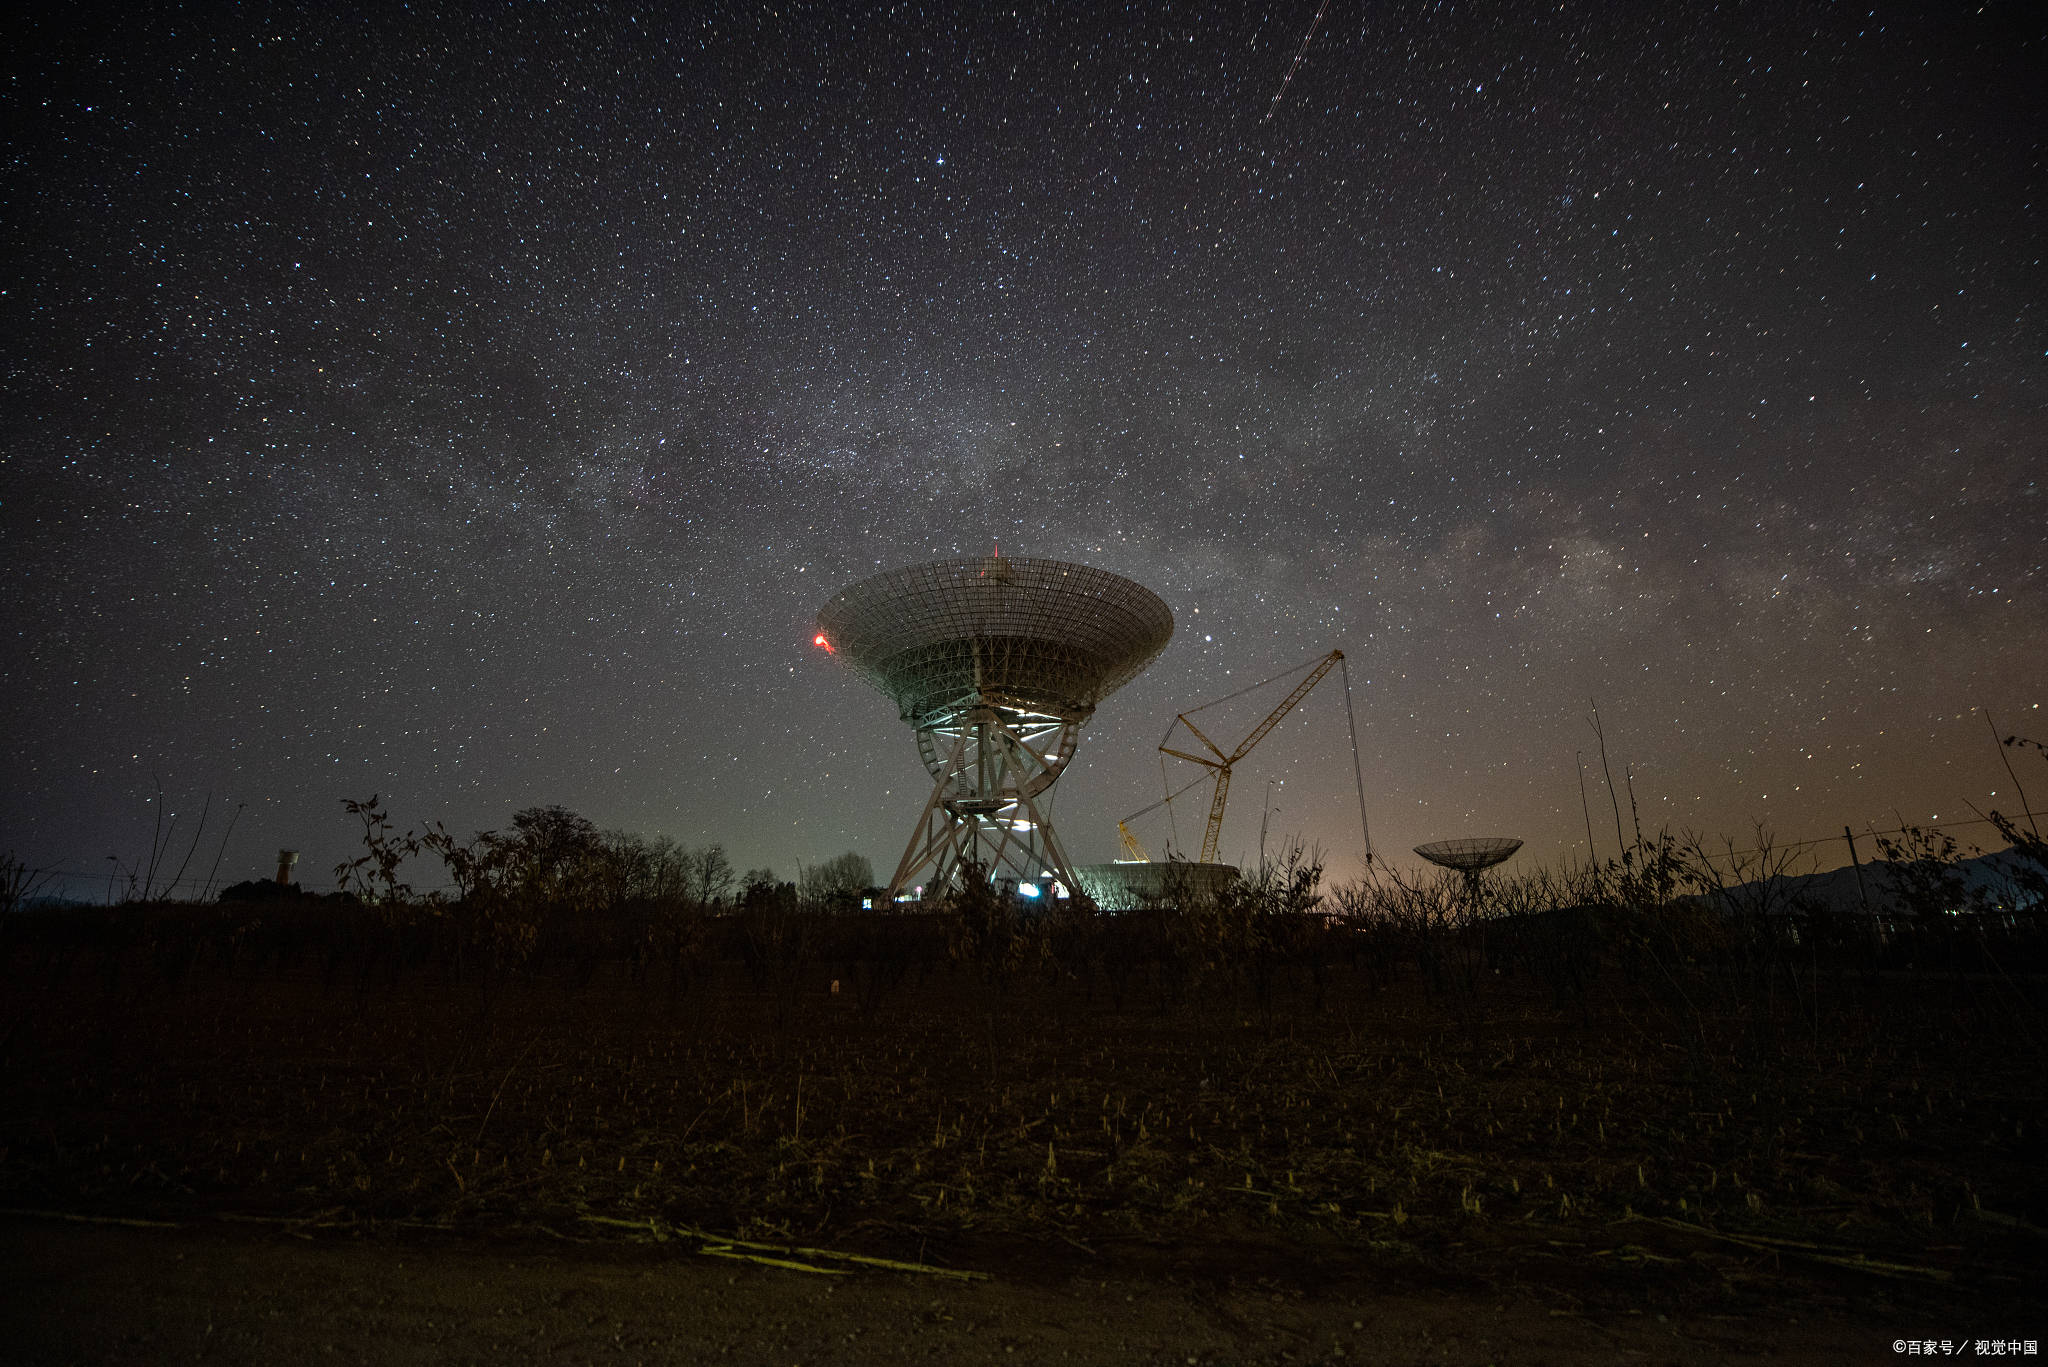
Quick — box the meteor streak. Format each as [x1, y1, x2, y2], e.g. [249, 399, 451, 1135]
[1262, 0, 1332, 124]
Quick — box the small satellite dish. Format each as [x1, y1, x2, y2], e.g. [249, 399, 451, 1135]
[1413, 837, 1524, 873]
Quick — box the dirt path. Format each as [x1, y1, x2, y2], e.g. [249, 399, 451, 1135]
[3, 1215, 1977, 1365]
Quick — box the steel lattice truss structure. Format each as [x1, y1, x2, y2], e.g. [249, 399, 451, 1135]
[818, 556, 1174, 900]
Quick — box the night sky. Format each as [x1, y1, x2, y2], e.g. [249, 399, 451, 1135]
[4, 1, 2041, 900]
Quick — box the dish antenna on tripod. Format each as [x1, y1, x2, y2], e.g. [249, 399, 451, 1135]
[1414, 837, 1524, 893]
[816, 553, 1173, 902]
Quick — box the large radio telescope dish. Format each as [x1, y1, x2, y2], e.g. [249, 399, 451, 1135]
[818, 554, 1173, 901]
[1414, 837, 1524, 873]
[818, 557, 1173, 728]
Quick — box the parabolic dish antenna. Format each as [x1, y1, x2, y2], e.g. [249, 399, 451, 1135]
[1072, 860, 1237, 912]
[1413, 837, 1524, 873]
[817, 554, 1173, 900]
[1415, 837, 1523, 897]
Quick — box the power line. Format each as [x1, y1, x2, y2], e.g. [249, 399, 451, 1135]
[1641, 808, 2048, 867]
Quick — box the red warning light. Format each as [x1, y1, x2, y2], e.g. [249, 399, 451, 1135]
[813, 633, 834, 653]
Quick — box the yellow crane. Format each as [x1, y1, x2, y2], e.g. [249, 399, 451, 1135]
[1161, 650, 1346, 864]
[1118, 648, 1375, 868]
[1114, 767, 1213, 861]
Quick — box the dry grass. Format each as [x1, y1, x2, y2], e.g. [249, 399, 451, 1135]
[2, 935, 2040, 1294]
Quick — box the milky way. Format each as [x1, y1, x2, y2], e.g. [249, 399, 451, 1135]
[4, 2, 2041, 898]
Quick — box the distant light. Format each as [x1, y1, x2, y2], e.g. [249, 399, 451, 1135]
[813, 633, 834, 652]
[1018, 882, 1042, 898]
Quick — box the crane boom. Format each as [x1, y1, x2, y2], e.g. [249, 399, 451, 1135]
[1223, 653, 1341, 764]
[1152, 650, 1346, 865]
[1200, 765, 1234, 863]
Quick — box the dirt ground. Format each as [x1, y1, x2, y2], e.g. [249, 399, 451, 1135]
[6, 916, 2043, 1362]
[5, 1213, 2023, 1366]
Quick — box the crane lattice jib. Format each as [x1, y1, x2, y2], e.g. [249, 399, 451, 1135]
[1157, 650, 1344, 866]
[1224, 653, 1340, 762]
[1199, 765, 1235, 864]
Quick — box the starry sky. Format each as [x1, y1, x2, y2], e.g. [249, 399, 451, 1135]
[4, 1, 2041, 900]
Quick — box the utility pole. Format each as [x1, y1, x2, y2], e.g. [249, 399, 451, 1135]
[1588, 700, 1628, 859]
[1576, 751, 1597, 864]
[1843, 826, 1870, 912]
[1260, 780, 1279, 869]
